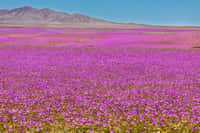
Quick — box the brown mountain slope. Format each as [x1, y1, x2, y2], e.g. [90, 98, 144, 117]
[0, 6, 113, 25]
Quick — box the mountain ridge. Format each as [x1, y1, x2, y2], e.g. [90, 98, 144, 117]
[0, 6, 114, 25]
[1, 6, 200, 29]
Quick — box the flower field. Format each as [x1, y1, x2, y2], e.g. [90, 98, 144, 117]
[0, 27, 200, 132]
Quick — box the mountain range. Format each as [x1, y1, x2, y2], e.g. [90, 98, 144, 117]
[0, 6, 114, 25]
[1, 6, 199, 29]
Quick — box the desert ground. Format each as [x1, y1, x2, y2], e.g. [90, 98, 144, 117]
[0, 25, 200, 132]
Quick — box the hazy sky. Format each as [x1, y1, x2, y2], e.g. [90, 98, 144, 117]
[0, 0, 200, 26]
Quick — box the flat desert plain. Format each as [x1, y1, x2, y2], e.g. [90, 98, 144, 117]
[0, 26, 200, 132]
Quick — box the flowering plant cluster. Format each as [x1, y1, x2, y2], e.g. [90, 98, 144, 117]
[0, 27, 200, 132]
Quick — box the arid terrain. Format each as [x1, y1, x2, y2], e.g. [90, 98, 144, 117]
[0, 25, 200, 132]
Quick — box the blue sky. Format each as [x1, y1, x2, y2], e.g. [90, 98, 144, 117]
[0, 0, 200, 26]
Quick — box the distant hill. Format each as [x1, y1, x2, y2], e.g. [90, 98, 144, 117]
[0, 6, 114, 25]
[1, 6, 200, 29]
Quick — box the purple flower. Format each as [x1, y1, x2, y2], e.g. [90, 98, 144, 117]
[152, 121, 158, 125]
